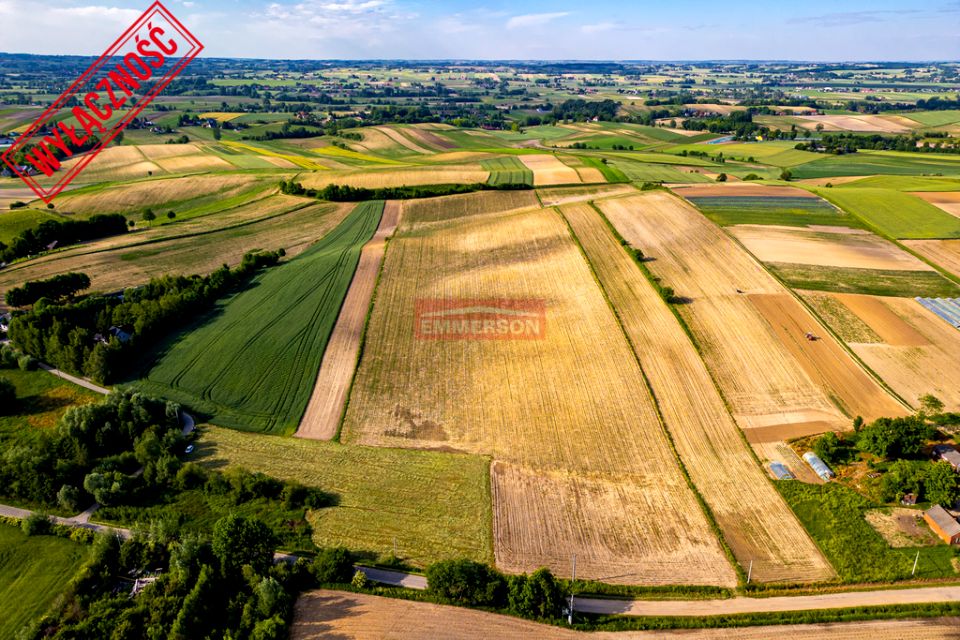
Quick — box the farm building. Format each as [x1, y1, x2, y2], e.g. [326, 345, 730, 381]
[932, 444, 960, 472]
[769, 461, 795, 480]
[802, 451, 834, 481]
[923, 505, 960, 545]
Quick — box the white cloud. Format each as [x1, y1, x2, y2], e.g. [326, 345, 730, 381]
[506, 12, 569, 30]
[49, 5, 139, 20]
[581, 21, 615, 34]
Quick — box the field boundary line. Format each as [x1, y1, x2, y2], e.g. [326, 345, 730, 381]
[555, 204, 743, 587]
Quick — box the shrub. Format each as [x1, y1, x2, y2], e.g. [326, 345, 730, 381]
[509, 568, 565, 619]
[426, 559, 506, 607]
[351, 569, 369, 589]
[17, 354, 36, 371]
[857, 415, 935, 459]
[22, 513, 51, 536]
[311, 547, 354, 584]
[0, 377, 16, 414]
[57, 484, 82, 512]
[716, 173, 727, 182]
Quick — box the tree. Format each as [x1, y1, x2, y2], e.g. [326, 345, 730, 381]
[311, 547, 353, 583]
[142, 209, 156, 223]
[167, 211, 176, 220]
[880, 459, 926, 502]
[0, 377, 15, 415]
[813, 431, 849, 466]
[716, 173, 727, 182]
[857, 416, 935, 460]
[212, 514, 277, 577]
[925, 461, 960, 507]
[510, 568, 564, 619]
[919, 394, 945, 417]
[780, 168, 793, 181]
[426, 559, 506, 607]
[57, 484, 82, 512]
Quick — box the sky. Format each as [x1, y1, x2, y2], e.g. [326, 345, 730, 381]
[0, 0, 958, 61]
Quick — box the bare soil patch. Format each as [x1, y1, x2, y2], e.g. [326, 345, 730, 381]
[833, 293, 930, 346]
[297, 201, 403, 440]
[911, 191, 960, 219]
[865, 508, 941, 548]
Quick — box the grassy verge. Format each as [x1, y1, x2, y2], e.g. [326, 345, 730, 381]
[0, 367, 100, 447]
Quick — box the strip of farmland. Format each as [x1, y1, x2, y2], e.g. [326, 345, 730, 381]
[560, 201, 835, 583]
[297, 201, 403, 440]
[600, 193, 841, 433]
[342, 197, 734, 586]
[136, 201, 385, 434]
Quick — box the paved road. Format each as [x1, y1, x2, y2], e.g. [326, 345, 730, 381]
[38, 363, 110, 395]
[357, 565, 428, 589]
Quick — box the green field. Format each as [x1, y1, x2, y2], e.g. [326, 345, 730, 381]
[581, 156, 628, 182]
[0, 524, 90, 638]
[684, 195, 857, 227]
[0, 368, 99, 447]
[791, 151, 960, 179]
[666, 141, 821, 167]
[835, 175, 960, 191]
[817, 188, 960, 239]
[481, 157, 534, 186]
[135, 201, 384, 434]
[768, 263, 960, 298]
[612, 160, 713, 183]
[195, 426, 493, 567]
[776, 482, 958, 583]
[903, 110, 960, 127]
[0, 208, 62, 244]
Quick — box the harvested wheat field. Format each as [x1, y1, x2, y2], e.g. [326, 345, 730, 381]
[911, 192, 960, 218]
[297, 201, 403, 440]
[672, 183, 819, 199]
[293, 590, 960, 639]
[905, 240, 960, 278]
[730, 225, 933, 271]
[537, 183, 636, 207]
[749, 293, 909, 420]
[399, 189, 540, 223]
[0, 199, 350, 299]
[53, 173, 266, 214]
[519, 154, 583, 185]
[840, 296, 960, 411]
[796, 114, 917, 133]
[562, 201, 834, 584]
[374, 125, 433, 154]
[32, 145, 161, 186]
[599, 192, 844, 436]
[299, 165, 488, 190]
[342, 202, 733, 585]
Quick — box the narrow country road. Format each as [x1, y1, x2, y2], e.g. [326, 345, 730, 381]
[38, 362, 110, 395]
[356, 565, 428, 589]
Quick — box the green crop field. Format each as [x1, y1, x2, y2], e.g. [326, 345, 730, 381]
[135, 201, 384, 434]
[817, 188, 960, 239]
[768, 263, 960, 298]
[481, 157, 534, 186]
[776, 482, 958, 583]
[0, 208, 61, 244]
[835, 175, 960, 191]
[0, 524, 90, 638]
[903, 110, 960, 127]
[666, 141, 821, 167]
[611, 160, 713, 183]
[684, 195, 858, 227]
[581, 156, 628, 182]
[194, 426, 493, 567]
[791, 151, 960, 179]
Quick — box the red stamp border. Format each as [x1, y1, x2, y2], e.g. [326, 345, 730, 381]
[1, 1, 203, 202]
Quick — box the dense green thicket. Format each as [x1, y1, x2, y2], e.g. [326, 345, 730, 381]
[7, 249, 284, 383]
[279, 180, 531, 202]
[0, 214, 127, 264]
[5, 272, 91, 307]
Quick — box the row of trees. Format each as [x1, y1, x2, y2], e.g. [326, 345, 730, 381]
[0, 213, 127, 265]
[7, 249, 284, 383]
[279, 180, 531, 202]
[5, 272, 90, 307]
[796, 133, 960, 155]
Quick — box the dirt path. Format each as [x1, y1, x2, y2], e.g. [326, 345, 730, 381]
[38, 363, 110, 395]
[296, 201, 402, 440]
[293, 589, 960, 638]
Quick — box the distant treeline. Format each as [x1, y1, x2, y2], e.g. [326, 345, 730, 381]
[279, 180, 531, 201]
[796, 133, 960, 155]
[5, 272, 90, 308]
[0, 213, 127, 265]
[7, 249, 285, 383]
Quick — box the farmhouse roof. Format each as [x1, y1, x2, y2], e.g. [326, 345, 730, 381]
[933, 445, 960, 470]
[926, 505, 960, 537]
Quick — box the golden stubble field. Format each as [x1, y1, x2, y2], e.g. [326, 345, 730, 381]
[560, 201, 834, 584]
[341, 195, 734, 586]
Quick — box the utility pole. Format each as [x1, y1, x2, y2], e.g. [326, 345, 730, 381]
[912, 550, 920, 577]
[568, 554, 577, 625]
[747, 560, 753, 584]
[393, 537, 397, 558]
